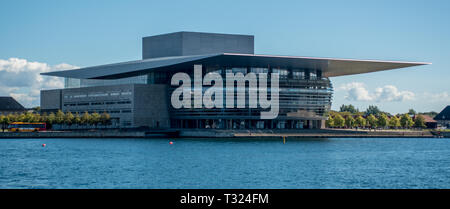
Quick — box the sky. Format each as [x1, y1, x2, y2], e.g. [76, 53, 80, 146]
[0, 0, 449, 114]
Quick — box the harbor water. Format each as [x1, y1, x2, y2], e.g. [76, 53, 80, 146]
[0, 137, 449, 188]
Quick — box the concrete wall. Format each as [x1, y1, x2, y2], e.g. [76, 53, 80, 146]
[133, 84, 170, 128]
[142, 31, 254, 59]
[40, 89, 62, 112]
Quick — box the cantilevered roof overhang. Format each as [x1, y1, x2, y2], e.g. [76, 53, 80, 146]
[41, 53, 430, 79]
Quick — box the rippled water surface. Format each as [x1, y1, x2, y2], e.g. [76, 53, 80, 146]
[0, 137, 449, 188]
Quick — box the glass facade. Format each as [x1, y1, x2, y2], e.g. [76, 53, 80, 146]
[65, 75, 148, 88]
[62, 64, 333, 130]
[168, 65, 333, 129]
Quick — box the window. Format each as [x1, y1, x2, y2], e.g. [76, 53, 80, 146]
[226, 67, 247, 74]
[250, 68, 268, 74]
[292, 70, 305, 79]
[272, 68, 289, 78]
[117, 100, 131, 104]
[310, 70, 317, 80]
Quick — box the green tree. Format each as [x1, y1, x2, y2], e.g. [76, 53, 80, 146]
[367, 114, 378, 128]
[0, 115, 6, 131]
[81, 111, 91, 125]
[408, 109, 417, 115]
[6, 114, 15, 123]
[345, 116, 355, 128]
[339, 104, 358, 114]
[24, 112, 34, 122]
[17, 113, 26, 122]
[400, 114, 414, 128]
[64, 111, 75, 126]
[40, 112, 48, 124]
[74, 112, 82, 125]
[55, 110, 65, 124]
[333, 114, 345, 128]
[377, 113, 389, 129]
[325, 115, 334, 128]
[100, 111, 111, 126]
[355, 115, 366, 128]
[90, 112, 101, 127]
[31, 113, 41, 123]
[365, 105, 381, 116]
[413, 115, 427, 129]
[388, 115, 401, 129]
[47, 113, 56, 125]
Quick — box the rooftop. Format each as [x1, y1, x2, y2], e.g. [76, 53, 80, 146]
[434, 106, 450, 120]
[41, 31, 430, 79]
[41, 53, 430, 79]
[0, 97, 26, 111]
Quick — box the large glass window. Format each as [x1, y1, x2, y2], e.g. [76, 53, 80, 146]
[64, 78, 81, 88]
[272, 68, 289, 78]
[64, 74, 148, 88]
[250, 67, 268, 74]
[292, 69, 305, 79]
[226, 67, 247, 74]
[310, 70, 317, 80]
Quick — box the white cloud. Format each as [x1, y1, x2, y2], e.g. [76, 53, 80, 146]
[338, 82, 373, 101]
[422, 92, 450, 103]
[338, 82, 415, 102]
[0, 57, 78, 107]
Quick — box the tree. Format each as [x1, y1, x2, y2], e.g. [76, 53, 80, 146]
[413, 115, 427, 129]
[333, 114, 345, 128]
[367, 114, 378, 128]
[55, 110, 65, 124]
[81, 111, 91, 125]
[47, 113, 56, 126]
[31, 113, 41, 123]
[64, 111, 75, 126]
[6, 114, 14, 124]
[90, 112, 101, 127]
[0, 115, 6, 132]
[74, 112, 82, 125]
[388, 116, 401, 129]
[100, 111, 111, 126]
[345, 116, 355, 128]
[17, 113, 26, 122]
[400, 114, 414, 128]
[408, 109, 417, 115]
[24, 112, 34, 122]
[355, 115, 366, 128]
[325, 115, 334, 128]
[365, 105, 382, 116]
[340, 104, 358, 114]
[377, 113, 389, 129]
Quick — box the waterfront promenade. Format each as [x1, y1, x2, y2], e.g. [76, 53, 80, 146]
[0, 129, 444, 138]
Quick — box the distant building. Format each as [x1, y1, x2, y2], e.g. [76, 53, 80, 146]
[434, 106, 450, 128]
[0, 96, 26, 115]
[413, 114, 437, 129]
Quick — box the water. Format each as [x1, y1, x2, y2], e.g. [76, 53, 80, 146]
[0, 137, 449, 189]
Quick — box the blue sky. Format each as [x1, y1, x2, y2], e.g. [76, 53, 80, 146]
[0, 0, 449, 114]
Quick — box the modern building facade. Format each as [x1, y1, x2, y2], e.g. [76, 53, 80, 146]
[41, 31, 429, 129]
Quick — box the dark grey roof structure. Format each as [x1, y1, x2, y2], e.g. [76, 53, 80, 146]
[434, 106, 450, 120]
[0, 96, 26, 111]
[42, 53, 429, 79]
